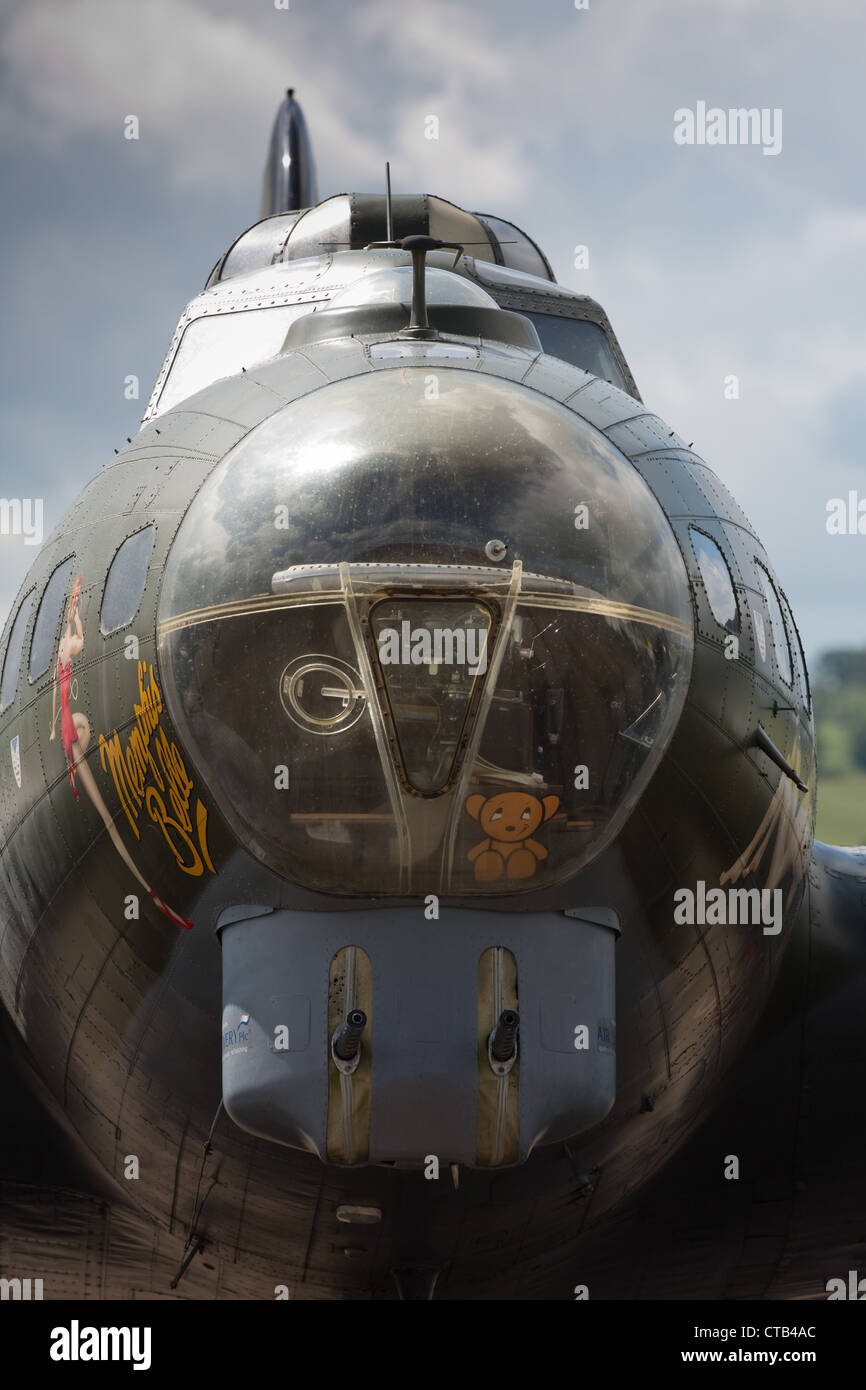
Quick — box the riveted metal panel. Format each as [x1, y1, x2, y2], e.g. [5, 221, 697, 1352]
[605, 415, 689, 457]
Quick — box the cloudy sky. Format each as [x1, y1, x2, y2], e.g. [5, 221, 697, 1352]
[1, 0, 864, 674]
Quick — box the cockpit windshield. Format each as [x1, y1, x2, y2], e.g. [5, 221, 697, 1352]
[524, 313, 629, 391]
[157, 305, 315, 414]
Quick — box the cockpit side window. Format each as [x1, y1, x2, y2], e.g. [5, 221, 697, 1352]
[101, 526, 156, 634]
[0, 589, 35, 710]
[756, 563, 793, 687]
[689, 528, 739, 633]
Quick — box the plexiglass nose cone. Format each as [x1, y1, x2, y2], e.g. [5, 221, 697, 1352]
[158, 369, 693, 896]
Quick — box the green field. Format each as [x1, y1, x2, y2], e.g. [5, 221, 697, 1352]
[815, 772, 866, 846]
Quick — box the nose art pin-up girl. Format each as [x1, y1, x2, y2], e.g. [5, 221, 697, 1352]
[50, 576, 193, 930]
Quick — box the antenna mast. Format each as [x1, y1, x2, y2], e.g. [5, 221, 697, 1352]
[385, 162, 393, 241]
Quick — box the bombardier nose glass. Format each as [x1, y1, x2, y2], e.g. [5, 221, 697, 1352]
[157, 369, 694, 897]
[370, 598, 493, 792]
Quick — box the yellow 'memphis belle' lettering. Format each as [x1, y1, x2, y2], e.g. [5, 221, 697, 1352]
[99, 662, 215, 877]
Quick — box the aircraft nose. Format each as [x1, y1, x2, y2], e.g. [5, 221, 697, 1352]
[157, 368, 693, 898]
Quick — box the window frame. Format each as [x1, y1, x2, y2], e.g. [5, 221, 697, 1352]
[521, 310, 630, 392]
[154, 301, 324, 416]
[779, 586, 811, 713]
[755, 561, 794, 690]
[688, 526, 741, 635]
[27, 556, 77, 685]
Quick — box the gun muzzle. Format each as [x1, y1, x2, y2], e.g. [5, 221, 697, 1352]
[333, 1009, 367, 1063]
[490, 1009, 519, 1064]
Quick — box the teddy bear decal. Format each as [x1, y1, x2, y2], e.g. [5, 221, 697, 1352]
[465, 790, 560, 881]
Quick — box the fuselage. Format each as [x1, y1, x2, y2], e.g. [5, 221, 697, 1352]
[0, 199, 816, 1296]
